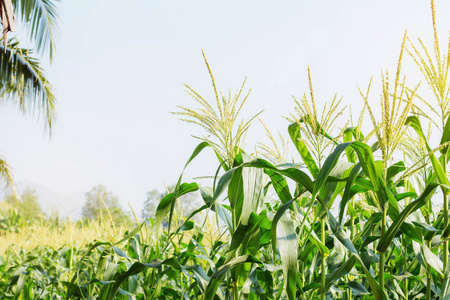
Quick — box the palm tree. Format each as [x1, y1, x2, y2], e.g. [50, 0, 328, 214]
[0, 0, 60, 190]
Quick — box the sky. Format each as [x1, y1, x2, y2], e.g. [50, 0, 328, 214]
[0, 0, 449, 218]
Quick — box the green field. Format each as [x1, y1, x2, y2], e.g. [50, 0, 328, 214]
[4, 0, 450, 299]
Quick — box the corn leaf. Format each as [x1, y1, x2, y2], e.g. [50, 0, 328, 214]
[328, 210, 388, 300]
[377, 183, 439, 252]
[204, 255, 261, 300]
[406, 116, 450, 191]
[288, 122, 319, 178]
[276, 216, 298, 300]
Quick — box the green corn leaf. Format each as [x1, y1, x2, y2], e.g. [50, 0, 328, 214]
[226, 223, 249, 260]
[348, 281, 370, 296]
[323, 256, 356, 292]
[114, 223, 145, 246]
[441, 262, 450, 299]
[343, 127, 357, 162]
[204, 255, 262, 300]
[212, 158, 314, 208]
[327, 210, 388, 300]
[265, 169, 292, 203]
[312, 143, 351, 203]
[172, 204, 208, 237]
[240, 154, 265, 225]
[179, 221, 195, 232]
[155, 182, 199, 234]
[216, 203, 233, 231]
[377, 183, 439, 253]
[440, 114, 450, 158]
[277, 167, 314, 193]
[271, 198, 295, 262]
[406, 116, 450, 191]
[247, 158, 315, 192]
[308, 229, 330, 257]
[386, 161, 405, 183]
[155, 142, 210, 234]
[288, 122, 319, 178]
[108, 258, 209, 299]
[339, 163, 362, 225]
[350, 142, 389, 209]
[348, 142, 423, 243]
[112, 246, 128, 259]
[228, 166, 243, 226]
[319, 160, 353, 212]
[394, 192, 417, 201]
[412, 221, 441, 232]
[276, 217, 298, 300]
[421, 241, 443, 276]
[226, 211, 271, 262]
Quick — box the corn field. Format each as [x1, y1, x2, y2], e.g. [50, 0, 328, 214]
[3, 1, 450, 299]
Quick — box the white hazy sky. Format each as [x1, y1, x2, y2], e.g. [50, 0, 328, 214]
[0, 0, 449, 217]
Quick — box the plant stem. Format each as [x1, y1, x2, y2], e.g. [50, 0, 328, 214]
[426, 212, 431, 300]
[444, 191, 448, 271]
[321, 219, 326, 300]
[350, 216, 355, 240]
[445, 154, 449, 271]
[404, 278, 409, 300]
[379, 207, 387, 290]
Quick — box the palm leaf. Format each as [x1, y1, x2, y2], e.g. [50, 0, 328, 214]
[11, 0, 60, 59]
[0, 156, 16, 194]
[0, 38, 55, 130]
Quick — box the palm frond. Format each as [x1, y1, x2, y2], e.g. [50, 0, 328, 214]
[11, 0, 60, 59]
[0, 156, 17, 197]
[0, 38, 56, 131]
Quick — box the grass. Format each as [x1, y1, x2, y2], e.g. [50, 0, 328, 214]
[0, 218, 129, 255]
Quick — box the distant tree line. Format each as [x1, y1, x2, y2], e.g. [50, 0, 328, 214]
[1, 183, 201, 230]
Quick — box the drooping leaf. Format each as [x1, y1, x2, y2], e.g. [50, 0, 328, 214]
[11, 0, 60, 58]
[386, 161, 405, 183]
[323, 255, 356, 292]
[276, 217, 298, 300]
[155, 182, 199, 234]
[212, 158, 314, 208]
[422, 242, 443, 276]
[155, 141, 210, 233]
[348, 281, 370, 296]
[406, 116, 450, 192]
[0, 39, 56, 130]
[240, 154, 264, 225]
[265, 169, 292, 203]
